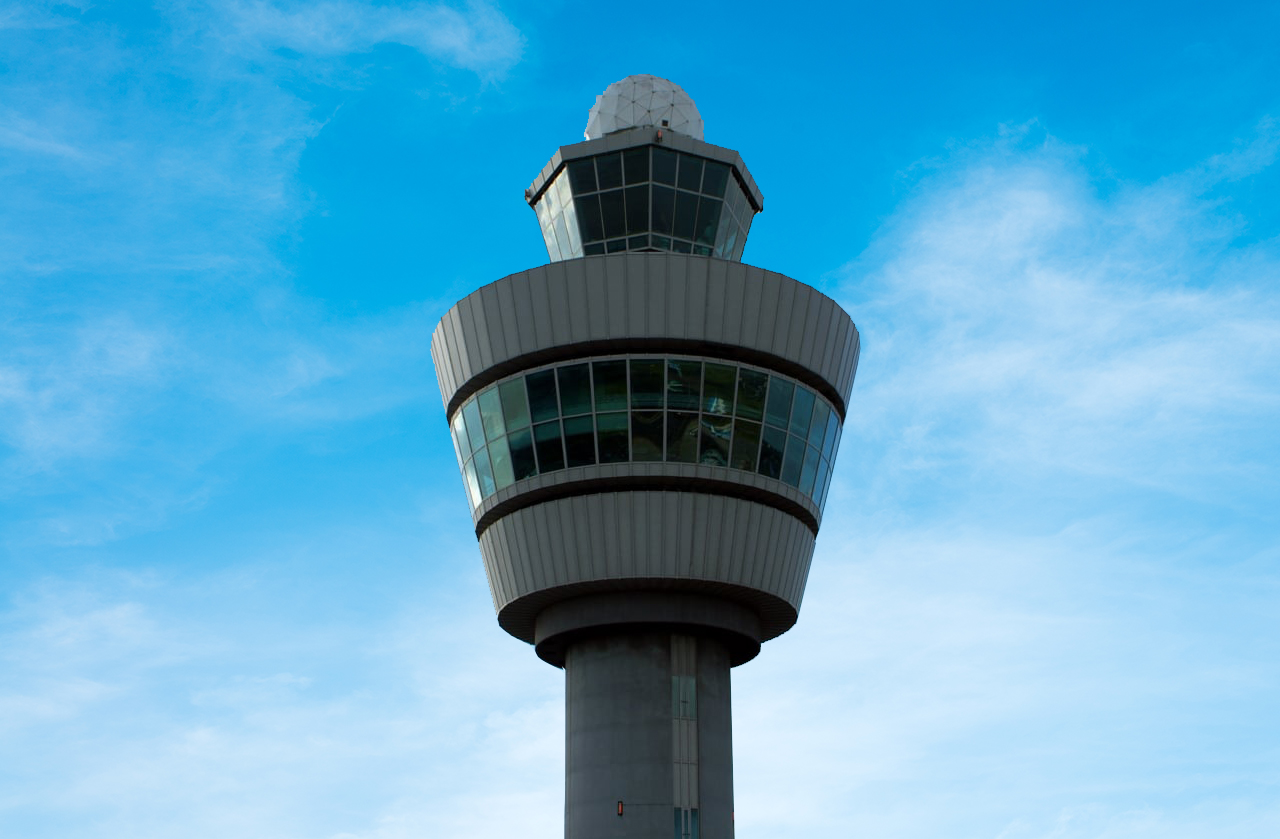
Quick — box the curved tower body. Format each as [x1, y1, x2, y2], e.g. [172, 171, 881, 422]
[430, 75, 860, 839]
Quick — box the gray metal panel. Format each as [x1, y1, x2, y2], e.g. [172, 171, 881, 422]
[478, 492, 816, 644]
[430, 254, 860, 413]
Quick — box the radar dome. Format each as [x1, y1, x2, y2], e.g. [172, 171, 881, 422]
[584, 75, 704, 141]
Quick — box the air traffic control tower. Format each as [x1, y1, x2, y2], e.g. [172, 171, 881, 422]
[430, 75, 860, 839]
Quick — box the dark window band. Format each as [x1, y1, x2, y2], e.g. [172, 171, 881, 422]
[444, 338, 848, 424]
[473, 475, 820, 539]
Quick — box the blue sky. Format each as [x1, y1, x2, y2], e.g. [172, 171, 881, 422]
[2, 1, 1278, 837]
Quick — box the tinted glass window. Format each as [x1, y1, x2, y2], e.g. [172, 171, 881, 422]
[592, 360, 628, 411]
[730, 420, 761, 471]
[508, 428, 537, 481]
[630, 359, 664, 408]
[764, 379, 793, 429]
[699, 415, 731, 466]
[789, 388, 816, 439]
[736, 369, 767, 421]
[526, 370, 559, 423]
[499, 379, 530, 430]
[490, 437, 515, 490]
[600, 189, 626, 239]
[631, 411, 663, 460]
[799, 444, 820, 495]
[625, 186, 649, 236]
[695, 198, 721, 246]
[673, 191, 698, 240]
[462, 400, 486, 453]
[822, 411, 840, 460]
[652, 147, 677, 184]
[596, 153, 623, 189]
[780, 435, 804, 486]
[567, 159, 596, 194]
[666, 412, 699, 463]
[702, 363, 735, 415]
[576, 193, 604, 242]
[758, 425, 786, 479]
[563, 415, 597, 466]
[702, 161, 729, 197]
[677, 155, 703, 191]
[623, 147, 649, 184]
[474, 447, 496, 497]
[533, 421, 565, 472]
[651, 185, 675, 235]
[808, 401, 830, 448]
[666, 360, 701, 410]
[557, 364, 592, 416]
[596, 412, 629, 463]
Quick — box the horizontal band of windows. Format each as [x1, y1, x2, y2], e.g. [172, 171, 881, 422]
[444, 338, 849, 425]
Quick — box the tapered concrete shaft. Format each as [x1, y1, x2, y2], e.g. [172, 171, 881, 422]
[565, 632, 733, 839]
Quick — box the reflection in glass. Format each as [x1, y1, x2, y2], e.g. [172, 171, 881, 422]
[666, 412, 699, 463]
[759, 425, 786, 479]
[490, 436, 515, 490]
[700, 415, 731, 466]
[730, 420, 761, 471]
[593, 360, 627, 411]
[631, 411, 663, 460]
[702, 363, 735, 415]
[563, 415, 597, 467]
[462, 400, 486, 453]
[596, 412, 629, 463]
[464, 458, 481, 508]
[630, 359, 664, 408]
[736, 369, 767, 421]
[799, 444, 820, 495]
[499, 380, 530, 431]
[822, 411, 840, 460]
[474, 446, 496, 497]
[780, 435, 804, 487]
[808, 400, 829, 448]
[533, 420, 565, 472]
[666, 360, 701, 410]
[764, 379, 793, 429]
[695, 198, 721, 246]
[509, 428, 537, 480]
[526, 369, 559, 423]
[789, 388, 816, 439]
[557, 364, 592, 416]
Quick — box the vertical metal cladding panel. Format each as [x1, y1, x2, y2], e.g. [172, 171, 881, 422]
[492, 277, 522, 358]
[685, 261, 708, 343]
[667, 255, 689, 339]
[546, 261, 572, 346]
[583, 258, 609, 340]
[624, 253, 649, 334]
[604, 255, 629, 336]
[509, 269, 538, 356]
[644, 257, 667, 336]
[478, 281, 508, 363]
[756, 268, 782, 358]
[716, 260, 744, 347]
[738, 266, 764, 355]
[564, 259, 591, 344]
[775, 277, 801, 361]
[807, 295, 836, 377]
[797, 285, 822, 373]
[704, 259, 728, 345]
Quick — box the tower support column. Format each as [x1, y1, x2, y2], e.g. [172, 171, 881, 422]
[565, 632, 734, 839]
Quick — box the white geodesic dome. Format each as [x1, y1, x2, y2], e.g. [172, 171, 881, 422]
[584, 75, 704, 141]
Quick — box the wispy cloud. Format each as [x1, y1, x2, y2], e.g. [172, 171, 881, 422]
[221, 0, 524, 76]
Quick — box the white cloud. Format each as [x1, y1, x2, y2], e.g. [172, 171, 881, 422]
[221, 0, 524, 76]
